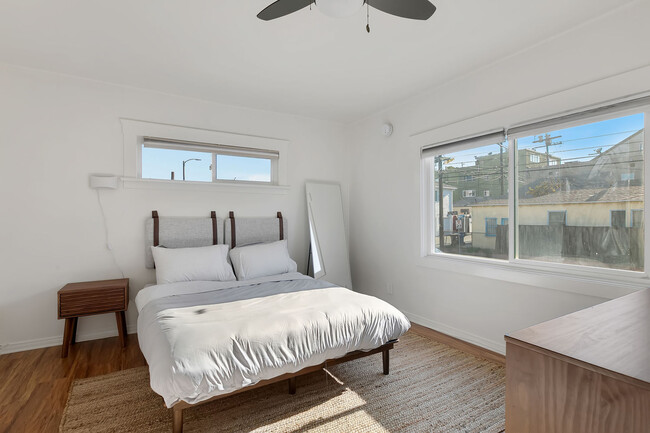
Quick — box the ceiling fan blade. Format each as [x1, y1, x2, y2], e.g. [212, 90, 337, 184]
[257, 0, 314, 21]
[368, 0, 436, 20]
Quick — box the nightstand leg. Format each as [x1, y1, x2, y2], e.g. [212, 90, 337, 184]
[70, 317, 78, 345]
[61, 318, 74, 358]
[116, 311, 127, 347]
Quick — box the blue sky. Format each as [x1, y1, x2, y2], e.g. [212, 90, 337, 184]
[516, 112, 644, 163]
[439, 112, 644, 169]
[142, 147, 271, 182]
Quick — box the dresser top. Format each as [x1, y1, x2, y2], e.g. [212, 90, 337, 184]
[506, 288, 650, 389]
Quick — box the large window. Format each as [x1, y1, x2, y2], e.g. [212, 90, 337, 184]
[513, 112, 644, 271]
[422, 98, 648, 274]
[141, 138, 278, 184]
[423, 131, 508, 260]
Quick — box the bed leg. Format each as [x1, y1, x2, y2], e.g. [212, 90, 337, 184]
[288, 377, 296, 395]
[382, 348, 390, 375]
[172, 406, 184, 433]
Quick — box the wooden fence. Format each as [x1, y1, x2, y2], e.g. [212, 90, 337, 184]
[495, 225, 643, 270]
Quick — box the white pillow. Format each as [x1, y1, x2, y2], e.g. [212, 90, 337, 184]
[229, 240, 297, 280]
[151, 244, 236, 284]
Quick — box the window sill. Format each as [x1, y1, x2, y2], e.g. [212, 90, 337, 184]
[121, 178, 290, 195]
[417, 253, 648, 299]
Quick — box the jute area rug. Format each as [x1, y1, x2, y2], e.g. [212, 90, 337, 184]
[60, 333, 505, 433]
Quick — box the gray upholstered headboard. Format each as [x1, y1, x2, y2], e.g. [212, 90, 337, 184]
[225, 211, 287, 249]
[145, 211, 223, 269]
[145, 211, 288, 268]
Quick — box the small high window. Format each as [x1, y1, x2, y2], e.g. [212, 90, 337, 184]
[142, 138, 278, 184]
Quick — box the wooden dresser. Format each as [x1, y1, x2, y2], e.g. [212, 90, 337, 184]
[505, 289, 650, 433]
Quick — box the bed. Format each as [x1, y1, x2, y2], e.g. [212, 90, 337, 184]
[137, 211, 411, 433]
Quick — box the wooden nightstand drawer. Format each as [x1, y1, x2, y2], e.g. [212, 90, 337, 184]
[59, 286, 126, 317]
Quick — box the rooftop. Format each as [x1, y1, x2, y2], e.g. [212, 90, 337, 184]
[469, 185, 644, 207]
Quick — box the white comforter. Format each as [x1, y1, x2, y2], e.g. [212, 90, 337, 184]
[136, 273, 410, 407]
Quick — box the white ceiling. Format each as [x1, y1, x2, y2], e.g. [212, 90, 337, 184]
[0, 0, 628, 122]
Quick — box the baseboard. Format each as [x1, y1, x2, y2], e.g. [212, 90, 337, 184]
[0, 325, 137, 355]
[403, 311, 506, 355]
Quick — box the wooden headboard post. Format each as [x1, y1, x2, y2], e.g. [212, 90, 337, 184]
[277, 211, 284, 240]
[211, 211, 217, 245]
[229, 211, 236, 249]
[152, 210, 160, 247]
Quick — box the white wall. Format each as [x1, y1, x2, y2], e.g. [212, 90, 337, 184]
[0, 64, 349, 353]
[2, 1, 649, 357]
[346, 1, 650, 353]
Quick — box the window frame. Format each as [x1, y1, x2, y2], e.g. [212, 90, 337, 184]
[463, 189, 476, 198]
[548, 210, 567, 226]
[418, 96, 650, 292]
[120, 119, 289, 193]
[141, 137, 278, 185]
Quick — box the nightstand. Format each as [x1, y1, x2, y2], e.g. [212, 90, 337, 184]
[57, 278, 129, 358]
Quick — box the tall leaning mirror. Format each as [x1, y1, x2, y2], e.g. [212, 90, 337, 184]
[305, 182, 352, 289]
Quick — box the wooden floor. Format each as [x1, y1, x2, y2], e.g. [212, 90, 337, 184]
[0, 335, 146, 433]
[0, 324, 503, 433]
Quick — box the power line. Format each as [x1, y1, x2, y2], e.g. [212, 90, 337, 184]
[526, 129, 640, 146]
[434, 130, 642, 164]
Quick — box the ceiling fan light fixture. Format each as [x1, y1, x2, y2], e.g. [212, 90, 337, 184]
[316, 0, 365, 18]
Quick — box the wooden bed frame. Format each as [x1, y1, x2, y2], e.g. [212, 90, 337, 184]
[145, 211, 399, 432]
[170, 340, 396, 433]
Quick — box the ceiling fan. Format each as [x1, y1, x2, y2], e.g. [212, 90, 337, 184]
[257, 0, 436, 31]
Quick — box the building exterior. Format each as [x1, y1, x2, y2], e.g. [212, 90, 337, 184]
[589, 130, 644, 184]
[442, 148, 561, 202]
[433, 184, 457, 238]
[470, 185, 644, 250]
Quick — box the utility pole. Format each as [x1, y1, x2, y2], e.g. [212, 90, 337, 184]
[532, 133, 562, 166]
[435, 156, 452, 252]
[499, 143, 505, 195]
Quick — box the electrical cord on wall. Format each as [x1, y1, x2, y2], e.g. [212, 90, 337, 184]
[96, 189, 125, 278]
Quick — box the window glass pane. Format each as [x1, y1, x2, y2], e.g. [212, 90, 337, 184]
[432, 141, 509, 259]
[142, 147, 212, 181]
[215, 155, 271, 182]
[485, 218, 497, 237]
[611, 210, 626, 227]
[516, 113, 644, 271]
